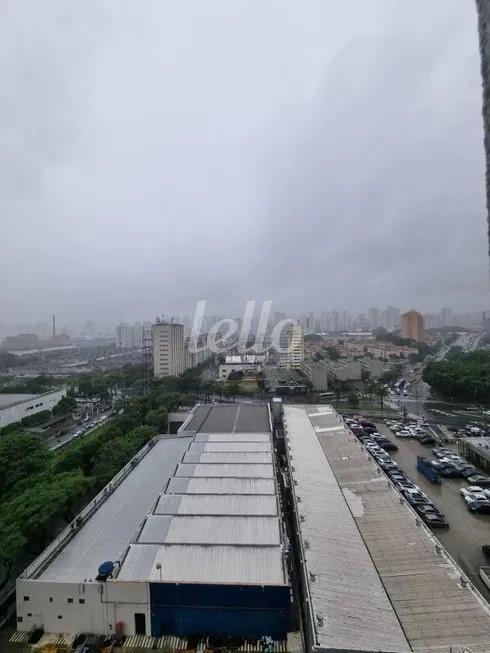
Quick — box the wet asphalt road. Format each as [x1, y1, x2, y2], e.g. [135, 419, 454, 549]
[375, 421, 490, 598]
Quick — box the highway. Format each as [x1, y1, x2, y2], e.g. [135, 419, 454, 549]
[45, 408, 113, 451]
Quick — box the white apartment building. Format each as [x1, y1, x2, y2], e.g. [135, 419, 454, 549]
[279, 324, 304, 369]
[115, 323, 143, 349]
[153, 323, 185, 378]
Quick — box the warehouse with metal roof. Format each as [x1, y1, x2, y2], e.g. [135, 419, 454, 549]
[283, 404, 490, 653]
[16, 403, 290, 640]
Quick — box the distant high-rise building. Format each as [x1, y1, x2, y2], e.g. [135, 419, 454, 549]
[116, 322, 143, 349]
[401, 310, 424, 343]
[368, 307, 381, 330]
[381, 306, 400, 331]
[273, 311, 286, 325]
[278, 323, 304, 368]
[302, 312, 315, 333]
[441, 307, 454, 328]
[153, 322, 185, 378]
[476, 0, 490, 264]
[423, 313, 437, 330]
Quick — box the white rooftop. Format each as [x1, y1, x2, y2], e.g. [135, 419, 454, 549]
[38, 437, 192, 582]
[0, 393, 38, 408]
[118, 544, 286, 585]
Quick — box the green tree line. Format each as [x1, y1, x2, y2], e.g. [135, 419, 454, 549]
[423, 351, 490, 402]
[0, 381, 187, 588]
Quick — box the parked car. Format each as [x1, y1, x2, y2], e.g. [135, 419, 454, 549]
[421, 512, 449, 529]
[467, 475, 490, 487]
[460, 486, 484, 497]
[467, 499, 490, 514]
[397, 430, 411, 438]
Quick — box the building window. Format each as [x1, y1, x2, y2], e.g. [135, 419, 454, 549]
[57, 615, 63, 620]
[79, 598, 85, 604]
[23, 596, 29, 602]
[27, 613, 32, 617]
[67, 598, 73, 603]
[17, 617, 23, 623]
[49, 597, 53, 603]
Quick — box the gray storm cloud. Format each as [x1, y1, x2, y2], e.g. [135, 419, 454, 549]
[1, 0, 489, 324]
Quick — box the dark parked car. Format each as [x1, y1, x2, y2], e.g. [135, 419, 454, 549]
[421, 512, 449, 528]
[460, 466, 478, 478]
[467, 499, 490, 514]
[440, 465, 463, 478]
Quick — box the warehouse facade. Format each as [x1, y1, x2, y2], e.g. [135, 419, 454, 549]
[16, 403, 290, 639]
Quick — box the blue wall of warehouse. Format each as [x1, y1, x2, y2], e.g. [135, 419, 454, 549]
[149, 583, 290, 638]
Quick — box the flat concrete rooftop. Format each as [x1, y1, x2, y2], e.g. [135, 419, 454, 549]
[183, 402, 270, 434]
[38, 437, 191, 582]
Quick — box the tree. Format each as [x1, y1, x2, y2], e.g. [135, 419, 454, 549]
[0, 433, 53, 499]
[223, 382, 240, 398]
[423, 351, 490, 402]
[375, 384, 388, 408]
[127, 425, 158, 450]
[144, 407, 169, 432]
[325, 346, 340, 361]
[0, 523, 25, 588]
[348, 392, 360, 408]
[52, 395, 77, 416]
[0, 472, 91, 552]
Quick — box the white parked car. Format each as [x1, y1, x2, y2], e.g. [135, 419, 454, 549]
[464, 492, 488, 504]
[397, 430, 411, 437]
[460, 486, 483, 497]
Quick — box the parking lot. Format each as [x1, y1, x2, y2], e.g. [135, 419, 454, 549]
[375, 421, 490, 596]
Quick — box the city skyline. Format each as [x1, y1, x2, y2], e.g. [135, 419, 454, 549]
[2, 301, 489, 343]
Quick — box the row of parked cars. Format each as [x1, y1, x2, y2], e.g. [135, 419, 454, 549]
[345, 416, 398, 452]
[429, 446, 490, 486]
[386, 420, 435, 445]
[344, 416, 449, 529]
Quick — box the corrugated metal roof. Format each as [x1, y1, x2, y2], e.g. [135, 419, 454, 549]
[118, 544, 287, 585]
[195, 433, 271, 443]
[189, 441, 271, 453]
[166, 477, 276, 495]
[175, 463, 274, 478]
[283, 405, 409, 653]
[138, 514, 281, 545]
[154, 494, 278, 516]
[183, 451, 272, 464]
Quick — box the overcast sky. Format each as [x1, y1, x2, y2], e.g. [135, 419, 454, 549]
[2, 0, 489, 325]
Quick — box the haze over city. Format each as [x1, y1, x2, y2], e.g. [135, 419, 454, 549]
[2, 0, 490, 325]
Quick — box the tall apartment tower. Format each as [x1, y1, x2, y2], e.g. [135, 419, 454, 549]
[279, 323, 304, 368]
[401, 310, 424, 343]
[476, 0, 490, 263]
[153, 322, 185, 378]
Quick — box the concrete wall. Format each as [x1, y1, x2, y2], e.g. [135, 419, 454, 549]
[16, 579, 149, 637]
[0, 389, 66, 428]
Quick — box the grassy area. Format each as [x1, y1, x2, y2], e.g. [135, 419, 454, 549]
[238, 378, 259, 394]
